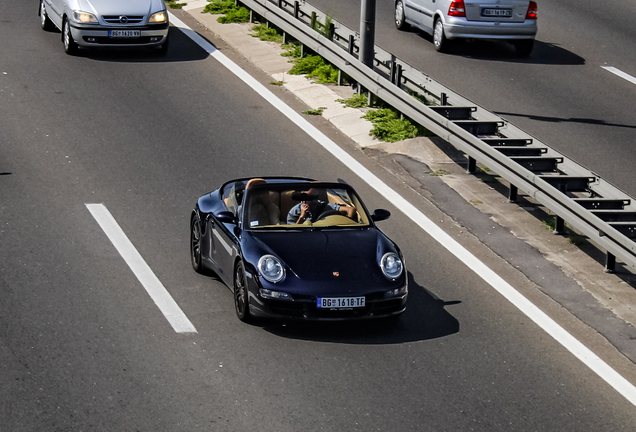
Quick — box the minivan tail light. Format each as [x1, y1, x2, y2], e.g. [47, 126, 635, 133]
[448, 0, 466, 17]
[526, 1, 538, 19]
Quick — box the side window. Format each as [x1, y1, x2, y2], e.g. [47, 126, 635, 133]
[222, 181, 245, 216]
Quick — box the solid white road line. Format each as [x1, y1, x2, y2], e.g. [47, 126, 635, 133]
[169, 14, 636, 405]
[86, 203, 197, 334]
[602, 66, 636, 86]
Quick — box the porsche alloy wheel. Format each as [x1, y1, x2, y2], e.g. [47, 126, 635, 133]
[63, 18, 78, 55]
[40, 0, 54, 31]
[234, 261, 252, 323]
[190, 217, 204, 274]
[433, 19, 447, 53]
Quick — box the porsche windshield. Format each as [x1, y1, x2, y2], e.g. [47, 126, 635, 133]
[242, 184, 371, 229]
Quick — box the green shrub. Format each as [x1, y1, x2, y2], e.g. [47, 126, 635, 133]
[166, 0, 186, 9]
[203, 0, 235, 14]
[363, 109, 424, 142]
[251, 24, 283, 42]
[203, 0, 250, 23]
[337, 94, 368, 109]
[218, 7, 250, 23]
[281, 43, 302, 58]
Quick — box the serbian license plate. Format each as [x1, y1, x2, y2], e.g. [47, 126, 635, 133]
[317, 297, 365, 309]
[481, 8, 512, 17]
[109, 30, 141, 38]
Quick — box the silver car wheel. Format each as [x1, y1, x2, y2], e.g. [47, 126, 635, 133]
[40, 0, 54, 31]
[395, 0, 406, 30]
[63, 19, 77, 55]
[40, 2, 46, 26]
[433, 19, 446, 52]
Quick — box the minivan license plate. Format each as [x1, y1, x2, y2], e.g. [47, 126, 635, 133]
[109, 30, 140, 38]
[481, 8, 512, 17]
[317, 297, 365, 309]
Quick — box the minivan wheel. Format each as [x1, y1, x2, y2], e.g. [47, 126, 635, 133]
[433, 18, 448, 52]
[62, 18, 78, 55]
[395, 1, 409, 30]
[39, 0, 54, 31]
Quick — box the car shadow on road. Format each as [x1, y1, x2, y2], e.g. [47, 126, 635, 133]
[72, 28, 209, 63]
[260, 272, 460, 344]
[410, 29, 584, 65]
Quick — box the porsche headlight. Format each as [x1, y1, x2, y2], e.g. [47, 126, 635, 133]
[380, 252, 403, 280]
[149, 11, 168, 23]
[73, 11, 98, 23]
[258, 255, 285, 283]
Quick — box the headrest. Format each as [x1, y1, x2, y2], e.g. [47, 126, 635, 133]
[246, 178, 266, 189]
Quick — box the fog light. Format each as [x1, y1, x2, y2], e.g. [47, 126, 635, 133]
[260, 288, 293, 301]
[384, 285, 407, 298]
[87, 37, 96, 42]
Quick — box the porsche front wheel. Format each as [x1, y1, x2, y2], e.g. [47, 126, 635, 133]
[234, 261, 252, 323]
[190, 217, 204, 274]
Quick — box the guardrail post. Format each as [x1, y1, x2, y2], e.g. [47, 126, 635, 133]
[328, 23, 335, 40]
[605, 252, 616, 273]
[509, 185, 518, 203]
[294, 1, 299, 19]
[441, 92, 448, 105]
[554, 215, 565, 234]
[348, 35, 355, 55]
[311, 12, 317, 30]
[359, 0, 377, 68]
[467, 157, 476, 173]
[278, 0, 283, 8]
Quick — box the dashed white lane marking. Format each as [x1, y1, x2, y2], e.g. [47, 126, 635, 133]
[602, 66, 636, 86]
[169, 14, 636, 405]
[86, 203, 197, 333]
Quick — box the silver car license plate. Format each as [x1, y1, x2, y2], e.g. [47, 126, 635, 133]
[109, 30, 141, 38]
[481, 8, 512, 17]
[317, 297, 365, 309]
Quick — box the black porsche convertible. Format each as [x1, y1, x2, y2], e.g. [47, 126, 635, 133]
[190, 177, 407, 322]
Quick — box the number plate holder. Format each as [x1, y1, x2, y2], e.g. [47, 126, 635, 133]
[317, 297, 365, 309]
[109, 30, 141, 38]
[481, 8, 512, 17]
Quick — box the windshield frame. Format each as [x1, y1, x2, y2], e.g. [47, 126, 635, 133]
[241, 182, 374, 231]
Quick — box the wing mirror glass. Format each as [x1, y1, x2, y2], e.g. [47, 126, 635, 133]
[371, 209, 391, 222]
[216, 211, 238, 224]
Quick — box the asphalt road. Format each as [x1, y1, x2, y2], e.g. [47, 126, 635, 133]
[310, 0, 636, 198]
[2, 1, 636, 430]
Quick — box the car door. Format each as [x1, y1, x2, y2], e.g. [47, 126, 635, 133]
[416, 0, 437, 32]
[209, 211, 240, 285]
[403, 0, 430, 31]
[44, 0, 64, 28]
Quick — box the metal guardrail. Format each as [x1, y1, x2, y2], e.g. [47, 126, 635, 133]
[237, 0, 636, 272]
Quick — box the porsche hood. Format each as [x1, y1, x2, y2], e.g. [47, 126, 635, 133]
[248, 229, 394, 282]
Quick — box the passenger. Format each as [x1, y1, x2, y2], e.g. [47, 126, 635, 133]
[287, 188, 355, 224]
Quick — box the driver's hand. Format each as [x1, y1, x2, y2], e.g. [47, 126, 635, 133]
[300, 202, 310, 216]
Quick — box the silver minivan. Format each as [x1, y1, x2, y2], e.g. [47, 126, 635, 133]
[39, 0, 170, 55]
[395, 0, 537, 55]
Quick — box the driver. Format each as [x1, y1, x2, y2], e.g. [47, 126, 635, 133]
[287, 188, 355, 224]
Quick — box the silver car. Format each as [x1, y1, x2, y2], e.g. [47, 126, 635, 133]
[395, 0, 538, 55]
[39, 0, 170, 55]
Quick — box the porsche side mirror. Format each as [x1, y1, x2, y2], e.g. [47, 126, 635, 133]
[216, 211, 238, 224]
[371, 209, 391, 222]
